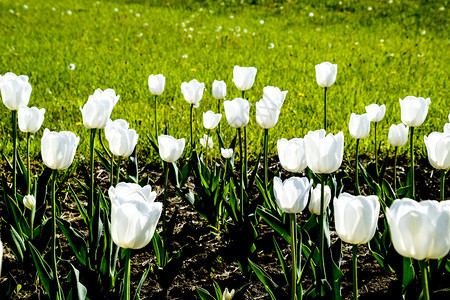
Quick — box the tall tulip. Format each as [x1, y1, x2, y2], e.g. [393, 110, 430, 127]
[334, 193, 380, 300]
[41, 128, 79, 299]
[232, 65, 257, 91]
[424, 132, 450, 200]
[400, 96, 431, 199]
[277, 138, 307, 173]
[262, 86, 287, 107]
[273, 176, 311, 299]
[388, 123, 409, 192]
[148, 74, 165, 136]
[349, 113, 370, 195]
[212, 80, 226, 132]
[365, 104, 386, 173]
[1, 72, 32, 197]
[315, 62, 337, 131]
[109, 182, 162, 300]
[387, 199, 450, 300]
[309, 184, 331, 215]
[181, 79, 205, 149]
[203, 110, 222, 130]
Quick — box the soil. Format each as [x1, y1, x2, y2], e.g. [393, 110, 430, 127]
[1, 155, 449, 299]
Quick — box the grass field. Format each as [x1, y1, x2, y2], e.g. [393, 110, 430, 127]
[0, 0, 448, 165]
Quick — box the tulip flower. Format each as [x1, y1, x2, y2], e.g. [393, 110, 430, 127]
[349, 113, 370, 194]
[24, 194, 36, 239]
[388, 123, 409, 192]
[222, 288, 235, 300]
[223, 98, 250, 128]
[256, 98, 281, 129]
[365, 104, 386, 173]
[212, 80, 226, 100]
[273, 176, 311, 299]
[334, 193, 380, 300]
[444, 123, 450, 134]
[148, 74, 165, 136]
[200, 134, 213, 149]
[262, 86, 287, 107]
[232, 65, 257, 91]
[221, 148, 233, 159]
[203, 110, 222, 130]
[309, 184, 331, 215]
[277, 138, 307, 173]
[387, 199, 450, 300]
[400, 96, 431, 199]
[18, 107, 45, 134]
[109, 182, 162, 300]
[315, 62, 337, 131]
[80, 96, 115, 129]
[181, 79, 205, 148]
[158, 135, 185, 163]
[424, 132, 450, 200]
[105, 119, 139, 158]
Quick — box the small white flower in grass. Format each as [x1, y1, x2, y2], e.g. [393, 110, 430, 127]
[136, 13, 140, 17]
[9, 9, 14, 14]
[421, 30, 426, 35]
[221, 148, 233, 159]
[368, 6, 372, 11]
[439, 6, 445, 11]
[144, 23, 148, 26]
[230, 15, 234, 19]
[309, 12, 314, 17]
[52, 7, 55, 11]
[69, 63, 76, 70]
[67, 10, 72, 15]
[269, 43, 275, 49]
[380, 39, 384, 43]
[23, 195, 36, 210]
[24, 5, 28, 9]
[182, 54, 188, 59]
[355, 42, 359, 45]
[259, 20, 264, 24]
[138, 33, 143, 37]
[200, 134, 213, 149]
[114, 8, 118, 12]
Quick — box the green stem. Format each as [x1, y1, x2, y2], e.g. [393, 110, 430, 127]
[217, 99, 221, 134]
[26, 132, 31, 195]
[89, 129, 96, 218]
[190, 104, 194, 150]
[115, 156, 121, 186]
[264, 129, 269, 203]
[162, 161, 169, 266]
[206, 129, 210, 169]
[110, 155, 114, 187]
[440, 169, 445, 201]
[238, 128, 244, 219]
[30, 205, 35, 240]
[352, 244, 358, 300]
[123, 248, 132, 300]
[394, 146, 398, 194]
[410, 127, 415, 199]
[98, 129, 111, 158]
[12, 110, 17, 198]
[356, 139, 361, 195]
[323, 87, 327, 131]
[374, 122, 378, 176]
[51, 170, 61, 299]
[290, 213, 297, 300]
[244, 126, 248, 187]
[418, 260, 430, 300]
[154, 95, 158, 137]
[317, 174, 327, 296]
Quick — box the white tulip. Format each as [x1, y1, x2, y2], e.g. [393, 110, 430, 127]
[399, 96, 430, 127]
[277, 138, 307, 173]
[212, 80, 226, 99]
[18, 107, 45, 133]
[262, 86, 287, 107]
[41, 129, 79, 170]
[273, 176, 311, 214]
[233, 65, 257, 91]
[424, 131, 450, 170]
[388, 123, 409, 147]
[309, 184, 331, 215]
[200, 134, 213, 149]
[349, 113, 370, 139]
[255, 98, 281, 129]
[365, 104, 386, 122]
[221, 148, 233, 159]
[223, 98, 250, 128]
[148, 74, 165, 95]
[158, 135, 185, 162]
[181, 79, 205, 108]
[304, 129, 344, 174]
[23, 194, 36, 210]
[105, 119, 139, 158]
[315, 62, 337, 88]
[203, 110, 222, 130]
[0, 72, 32, 110]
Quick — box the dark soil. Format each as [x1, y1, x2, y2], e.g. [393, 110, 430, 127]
[1, 155, 449, 299]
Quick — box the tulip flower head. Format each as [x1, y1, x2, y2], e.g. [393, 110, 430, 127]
[41, 129, 80, 170]
[399, 96, 431, 127]
[424, 131, 450, 170]
[221, 148, 233, 159]
[256, 98, 282, 129]
[233, 65, 257, 91]
[223, 98, 250, 128]
[309, 184, 331, 215]
[105, 119, 139, 158]
[200, 134, 213, 149]
[212, 80, 226, 99]
[80, 92, 117, 129]
[315, 62, 337, 88]
[181, 79, 205, 108]
[334, 193, 380, 245]
[23, 194, 36, 210]
[158, 134, 185, 162]
[365, 104, 386, 122]
[388, 123, 409, 147]
[304, 129, 344, 174]
[148, 74, 165, 95]
[109, 182, 162, 249]
[277, 138, 307, 173]
[349, 113, 370, 139]
[273, 176, 312, 214]
[386, 199, 450, 260]
[222, 288, 235, 300]
[90, 88, 120, 108]
[203, 110, 222, 130]
[0, 72, 32, 110]
[262, 86, 287, 107]
[18, 107, 45, 133]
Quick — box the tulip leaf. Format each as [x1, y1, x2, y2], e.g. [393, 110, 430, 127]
[256, 206, 291, 244]
[35, 167, 52, 223]
[94, 148, 112, 172]
[89, 190, 104, 261]
[133, 267, 150, 300]
[28, 241, 53, 297]
[196, 288, 216, 300]
[126, 147, 139, 184]
[66, 261, 88, 300]
[248, 151, 262, 191]
[68, 184, 88, 225]
[273, 237, 289, 286]
[146, 133, 159, 153]
[9, 225, 26, 262]
[248, 259, 278, 300]
[57, 218, 87, 267]
[402, 257, 415, 293]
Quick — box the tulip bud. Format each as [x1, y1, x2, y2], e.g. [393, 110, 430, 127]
[277, 138, 307, 173]
[41, 129, 79, 170]
[399, 96, 430, 127]
[222, 288, 235, 300]
[109, 182, 162, 249]
[309, 184, 331, 215]
[203, 110, 222, 130]
[273, 176, 311, 214]
[200, 134, 213, 149]
[386, 199, 450, 260]
[262, 86, 287, 107]
[105, 119, 139, 158]
[315, 62, 337, 88]
[256, 98, 281, 129]
[349, 113, 370, 139]
[304, 129, 344, 174]
[23, 194, 36, 210]
[365, 104, 386, 122]
[424, 132, 450, 170]
[18, 107, 45, 133]
[233, 65, 257, 91]
[388, 123, 409, 147]
[158, 134, 185, 162]
[148, 74, 165, 95]
[223, 98, 250, 128]
[181, 79, 205, 108]
[334, 193, 380, 245]
[80, 97, 114, 129]
[221, 148, 233, 159]
[212, 80, 226, 99]
[0, 72, 32, 110]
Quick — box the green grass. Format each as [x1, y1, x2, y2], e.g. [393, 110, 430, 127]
[0, 0, 448, 167]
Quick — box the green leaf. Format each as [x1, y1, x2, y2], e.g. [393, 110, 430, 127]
[28, 241, 53, 297]
[248, 259, 278, 300]
[57, 218, 88, 266]
[402, 257, 415, 293]
[67, 262, 88, 300]
[95, 148, 112, 172]
[273, 237, 289, 286]
[257, 206, 291, 244]
[68, 184, 88, 225]
[133, 267, 151, 300]
[126, 147, 139, 183]
[196, 287, 216, 300]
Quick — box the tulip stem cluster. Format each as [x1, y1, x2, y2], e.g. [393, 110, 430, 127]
[418, 260, 430, 300]
[290, 213, 298, 300]
[409, 127, 415, 199]
[26, 132, 31, 195]
[355, 139, 361, 195]
[352, 245, 358, 300]
[12, 110, 18, 197]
